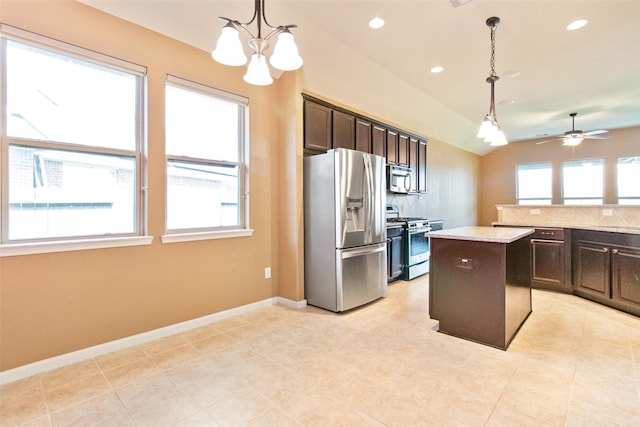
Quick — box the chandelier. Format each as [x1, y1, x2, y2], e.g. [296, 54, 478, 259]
[211, 0, 303, 86]
[476, 17, 508, 146]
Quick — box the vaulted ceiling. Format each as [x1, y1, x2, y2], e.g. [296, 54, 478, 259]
[79, 0, 640, 155]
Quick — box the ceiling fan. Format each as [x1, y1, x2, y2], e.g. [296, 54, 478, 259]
[536, 113, 610, 146]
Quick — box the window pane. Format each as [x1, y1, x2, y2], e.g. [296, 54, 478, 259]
[165, 84, 239, 162]
[6, 40, 137, 150]
[563, 159, 603, 204]
[8, 145, 136, 240]
[166, 160, 239, 230]
[617, 156, 640, 202]
[517, 163, 551, 204]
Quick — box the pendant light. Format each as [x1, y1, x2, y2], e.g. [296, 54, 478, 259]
[211, 0, 303, 86]
[477, 17, 508, 146]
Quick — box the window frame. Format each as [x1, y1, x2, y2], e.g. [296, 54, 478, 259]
[617, 156, 640, 205]
[161, 75, 252, 243]
[0, 24, 151, 257]
[516, 162, 553, 205]
[561, 158, 604, 205]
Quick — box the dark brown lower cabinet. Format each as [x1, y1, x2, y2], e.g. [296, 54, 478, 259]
[574, 241, 610, 300]
[612, 246, 640, 314]
[532, 240, 565, 283]
[387, 226, 404, 282]
[573, 230, 640, 316]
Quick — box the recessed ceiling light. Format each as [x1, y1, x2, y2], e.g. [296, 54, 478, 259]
[567, 19, 588, 30]
[430, 66, 444, 73]
[369, 17, 384, 29]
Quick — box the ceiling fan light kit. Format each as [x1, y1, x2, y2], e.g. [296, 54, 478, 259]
[477, 16, 508, 147]
[211, 0, 303, 85]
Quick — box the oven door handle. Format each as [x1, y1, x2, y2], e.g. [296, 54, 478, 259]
[409, 227, 432, 234]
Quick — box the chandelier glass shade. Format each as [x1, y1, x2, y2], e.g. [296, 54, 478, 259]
[211, 0, 303, 85]
[477, 17, 508, 147]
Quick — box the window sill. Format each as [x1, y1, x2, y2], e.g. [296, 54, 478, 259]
[0, 236, 154, 257]
[161, 229, 254, 244]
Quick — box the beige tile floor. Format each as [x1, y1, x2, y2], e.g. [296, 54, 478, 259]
[2, 276, 640, 426]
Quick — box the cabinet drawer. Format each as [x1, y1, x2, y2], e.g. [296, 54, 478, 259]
[532, 228, 564, 240]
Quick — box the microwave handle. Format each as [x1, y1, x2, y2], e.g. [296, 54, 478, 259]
[404, 173, 412, 192]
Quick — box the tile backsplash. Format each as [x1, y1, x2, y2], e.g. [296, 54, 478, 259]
[496, 205, 640, 228]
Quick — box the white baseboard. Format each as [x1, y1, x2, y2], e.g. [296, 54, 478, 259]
[276, 296, 307, 309]
[0, 296, 306, 385]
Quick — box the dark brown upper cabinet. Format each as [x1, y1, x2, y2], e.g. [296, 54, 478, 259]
[355, 119, 372, 153]
[302, 95, 427, 180]
[398, 134, 409, 166]
[386, 130, 399, 164]
[418, 139, 427, 192]
[372, 125, 387, 159]
[304, 100, 332, 152]
[409, 137, 419, 192]
[332, 110, 355, 150]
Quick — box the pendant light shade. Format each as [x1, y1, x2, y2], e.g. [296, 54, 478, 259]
[476, 115, 494, 139]
[211, 23, 247, 66]
[243, 53, 274, 85]
[269, 30, 303, 71]
[211, 0, 302, 85]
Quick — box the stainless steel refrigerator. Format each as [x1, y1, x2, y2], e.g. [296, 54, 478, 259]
[304, 148, 387, 312]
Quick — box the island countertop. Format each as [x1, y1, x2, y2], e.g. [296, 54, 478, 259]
[428, 226, 534, 243]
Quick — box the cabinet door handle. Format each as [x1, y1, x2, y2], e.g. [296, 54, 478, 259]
[612, 248, 618, 254]
[603, 247, 609, 253]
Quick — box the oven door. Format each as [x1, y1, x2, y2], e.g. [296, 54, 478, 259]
[407, 226, 431, 266]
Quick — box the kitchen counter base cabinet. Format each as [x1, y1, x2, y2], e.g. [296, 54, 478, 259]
[387, 225, 404, 282]
[573, 230, 640, 317]
[530, 228, 572, 293]
[429, 229, 532, 350]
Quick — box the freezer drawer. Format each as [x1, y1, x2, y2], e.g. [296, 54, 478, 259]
[337, 243, 387, 312]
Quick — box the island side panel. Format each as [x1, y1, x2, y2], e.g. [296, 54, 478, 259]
[504, 237, 533, 347]
[429, 238, 507, 349]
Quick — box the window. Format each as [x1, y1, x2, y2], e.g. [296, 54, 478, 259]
[562, 159, 604, 205]
[1, 26, 145, 245]
[164, 76, 248, 237]
[617, 156, 640, 205]
[516, 163, 552, 205]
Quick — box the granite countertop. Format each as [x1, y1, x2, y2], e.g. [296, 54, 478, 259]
[492, 222, 640, 235]
[428, 226, 534, 243]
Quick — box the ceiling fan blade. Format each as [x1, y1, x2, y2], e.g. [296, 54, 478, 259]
[535, 139, 559, 145]
[583, 129, 608, 136]
[449, 0, 473, 7]
[584, 134, 610, 140]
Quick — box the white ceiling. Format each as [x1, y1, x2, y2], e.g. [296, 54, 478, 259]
[78, 0, 640, 155]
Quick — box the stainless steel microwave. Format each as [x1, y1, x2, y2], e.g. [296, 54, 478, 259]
[387, 164, 413, 193]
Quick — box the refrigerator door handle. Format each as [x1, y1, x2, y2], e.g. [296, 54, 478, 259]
[341, 243, 385, 259]
[363, 155, 373, 243]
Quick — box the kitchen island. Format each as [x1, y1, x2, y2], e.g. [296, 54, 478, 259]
[428, 226, 534, 350]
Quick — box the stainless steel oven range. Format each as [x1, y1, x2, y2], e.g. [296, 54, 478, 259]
[386, 205, 443, 281]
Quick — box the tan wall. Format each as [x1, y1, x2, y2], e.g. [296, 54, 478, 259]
[480, 126, 640, 226]
[0, 0, 296, 371]
[387, 139, 482, 228]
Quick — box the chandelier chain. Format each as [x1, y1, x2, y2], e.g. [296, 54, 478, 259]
[489, 25, 496, 77]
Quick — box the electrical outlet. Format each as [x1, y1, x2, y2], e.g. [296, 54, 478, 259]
[602, 209, 613, 216]
[264, 267, 271, 279]
[530, 209, 541, 215]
